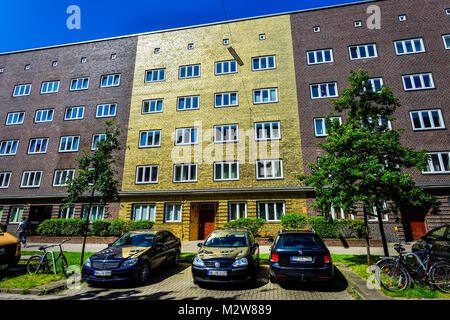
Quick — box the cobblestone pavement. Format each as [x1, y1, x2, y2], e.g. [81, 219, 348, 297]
[0, 265, 353, 300]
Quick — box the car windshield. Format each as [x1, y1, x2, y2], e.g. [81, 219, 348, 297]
[112, 233, 155, 247]
[426, 227, 447, 240]
[275, 234, 323, 249]
[204, 232, 248, 247]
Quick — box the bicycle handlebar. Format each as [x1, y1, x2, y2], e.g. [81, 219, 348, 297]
[39, 239, 71, 251]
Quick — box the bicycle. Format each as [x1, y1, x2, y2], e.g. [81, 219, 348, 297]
[375, 243, 450, 293]
[27, 239, 71, 277]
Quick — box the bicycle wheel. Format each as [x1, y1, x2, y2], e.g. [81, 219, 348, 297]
[429, 261, 450, 294]
[376, 261, 410, 292]
[60, 255, 70, 278]
[27, 255, 49, 274]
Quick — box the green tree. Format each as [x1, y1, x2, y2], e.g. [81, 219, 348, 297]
[298, 70, 440, 258]
[63, 120, 121, 266]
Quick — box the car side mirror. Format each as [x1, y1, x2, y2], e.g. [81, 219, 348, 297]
[108, 243, 113, 247]
[197, 243, 203, 248]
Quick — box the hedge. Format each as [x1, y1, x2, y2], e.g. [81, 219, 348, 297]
[224, 218, 266, 237]
[308, 216, 370, 239]
[281, 213, 308, 230]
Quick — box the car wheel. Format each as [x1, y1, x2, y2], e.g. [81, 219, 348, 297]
[269, 275, 277, 284]
[138, 262, 150, 284]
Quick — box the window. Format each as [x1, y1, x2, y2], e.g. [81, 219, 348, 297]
[255, 121, 281, 141]
[142, 99, 163, 114]
[314, 117, 342, 137]
[310, 82, 338, 99]
[70, 77, 89, 91]
[398, 14, 407, 21]
[402, 73, 435, 91]
[9, 207, 24, 223]
[13, 84, 31, 96]
[229, 203, 247, 221]
[313, 26, 320, 33]
[327, 207, 355, 220]
[259, 33, 266, 40]
[165, 204, 182, 222]
[132, 204, 156, 221]
[354, 21, 362, 27]
[367, 203, 388, 222]
[179, 64, 200, 79]
[6, 112, 25, 125]
[394, 38, 425, 55]
[101, 74, 120, 87]
[91, 134, 107, 150]
[81, 57, 87, 63]
[96, 103, 117, 118]
[28, 138, 48, 154]
[214, 124, 238, 143]
[253, 88, 278, 104]
[145, 68, 165, 82]
[154, 48, 160, 54]
[139, 130, 161, 148]
[52, 61, 58, 67]
[363, 116, 392, 130]
[173, 163, 197, 183]
[223, 39, 229, 45]
[443, 35, 450, 49]
[215, 60, 237, 75]
[21, 171, 42, 188]
[367, 78, 383, 92]
[0, 140, 19, 156]
[187, 43, 194, 50]
[349, 44, 377, 60]
[111, 53, 117, 60]
[59, 206, 75, 219]
[410, 110, 445, 130]
[175, 127, 198, 145]
[307, 49, 333, 65]
[35, 109, 53, 123]
[256, 159, 283, 180]
[41, 81, 60, 94]
[24, 65, 30, 70]
[53, 169, 75, 187]
[214, 161, 239, 181]
[423, 152, 450, 174]
[59, 136, 79, 152]
[82, 205, 104, 222]
[252, 55, 276, 71]
[0, 172, 11, 188]
[135, 165, 159, 184]
[177, 96, 199, 110]
[64, 106, 84, 120]
[446, 8, 450, 15]
[0, 68, 3, 73]
[257, 202, 285, 222]
[215, 92, 238, 107]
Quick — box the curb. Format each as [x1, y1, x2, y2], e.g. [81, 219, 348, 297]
[0, 279, 67, 296]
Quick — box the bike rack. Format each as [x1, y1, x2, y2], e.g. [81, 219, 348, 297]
[42, 251, 58, 275]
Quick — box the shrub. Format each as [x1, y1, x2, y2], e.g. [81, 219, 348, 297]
[344, 220, 370, 239]
[91, 220, 111, 237]
[108, 219, 127, 236]
[224, 218, 265, 237]
[281, 213, 308, 230]
[60, 219, 85, 236]
[308, 216, 341, 238]
[129, 220, 154, 231]
[37, 219, 63, 236]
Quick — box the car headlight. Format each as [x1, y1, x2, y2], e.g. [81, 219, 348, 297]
[232, 258, 248, 268]
[84, 258, 91, 268]
[122, 258, 138, 268]
[193, 256, 205, 267]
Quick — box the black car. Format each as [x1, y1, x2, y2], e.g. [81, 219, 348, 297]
[269, 230, 333, 283]
[192, 228, 260, 284]
[412, 224, 450, 260]
[82, 229, 181, 284]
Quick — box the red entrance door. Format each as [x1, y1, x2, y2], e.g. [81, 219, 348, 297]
[403, 209, 428, 241]
[410, 221, 427, 240]
[198, 205, 215, 240]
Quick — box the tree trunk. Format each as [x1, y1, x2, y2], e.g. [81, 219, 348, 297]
[376, 202, 389, 257]
[80, 188, 96, 266]
[363, 206, 371, 266]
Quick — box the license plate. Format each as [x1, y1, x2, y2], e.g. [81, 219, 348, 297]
[94, 270, 112, 276]
[291, 256, 313, 262]
[0, 264, 7, 270]
[208, 270, 227, 276]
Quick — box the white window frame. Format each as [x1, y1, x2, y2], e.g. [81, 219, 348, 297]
[215, 60, 238, 75]
[40, 80, 60, 94]
[253, 88, 278, 104]
[59, 206, 75, 219]
[28, 138, 49, 154]
[255, 121, 281, 141]
[53, 169, 75, 187]
[307, 49, 334, 65]
[91, 134, 107, 150]
[175, 127, 198, 145]
[252, 55, 276, 71]
[256, 159, 284, 180]
[145, 68, 166, 82]
[35, 109, 54, 123]
[6, 112, 25, 125]
[173, 163, 197, 183]
[64, 106, 85, 120]
[310, 82, 338, 99]
[314, 117, 342, 137]
[330, 207, 355, 220]
[70, 77, 89, 91]
[402, 73, 435, 91]
[443, 35, 450, 50]
[367, 203, 389, 222]
[179, 64, 200, 79]
[142, 99, 164, 114]
[139, 130, 161, 148]
[59, 136, 80, 153]
[394, 38, 425, 55]
[177, 95, 200, 110]
[135, 165, 159, 184]
[165, 204, 182, 223]
[228, 202, 247, 221]
[132, 204, 156, 221]
[0, 172, 11, 188]
[100, 74, 120, 87]
[348, 43, 378, 60]
[82, 205, 105, 222]
[367, 78, 384, 92]
[0, 140, 19, 156]
[20, 171, 42, 188]
[13, 84, 31, 97]
[422, 152, 450, 174]
[96, 103, 117, 118]
[9, 207, 24, 224]
[410, 109, 445, 131]
[257, 202, 285, 222]
[214, 161, 239, 181]
[214, 124, 238, 143]
[215, 92, 238, 107]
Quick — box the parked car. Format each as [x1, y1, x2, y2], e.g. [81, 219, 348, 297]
[0, 224, 21, 276]
[269, 229, 333, 283]
[192, 228, 260, 284]
[412, 224, 450, 260]
[82, 229, 181, 284]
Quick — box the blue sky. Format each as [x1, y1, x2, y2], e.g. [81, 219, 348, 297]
[0, 0, 370, 53]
